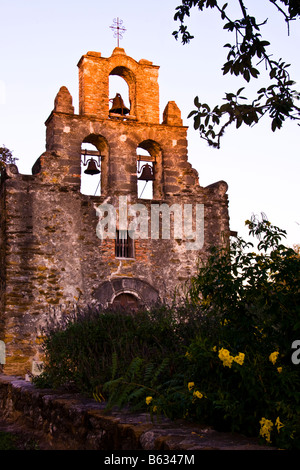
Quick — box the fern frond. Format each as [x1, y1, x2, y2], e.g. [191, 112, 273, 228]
[126, 357, 144, 381]
[111, 351, 118, 380]
[128, 385, 146, 399]
[152, 357, 169, 385]
[143, 362, 155, 385]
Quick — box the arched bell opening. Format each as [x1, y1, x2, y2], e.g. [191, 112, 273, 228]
[109, 66, 135, 118]
[137, 147, 153, 199]
[80, 134, 109, 196]
[137, 140, 163, 200]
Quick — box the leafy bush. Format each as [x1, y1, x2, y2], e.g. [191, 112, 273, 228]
[34, 304, 204, 395]
[34, 215, 300, 449]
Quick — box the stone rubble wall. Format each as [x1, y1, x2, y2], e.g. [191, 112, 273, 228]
[0, 374, 272, 450]
[0, 47, 231, 376]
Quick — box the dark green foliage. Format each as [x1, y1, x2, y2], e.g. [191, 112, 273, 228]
[189, 214, 300, 355]
[185, 214, 300, 448]
[173, 1, 300, 147]
[0, 145, 16, 167]
[35, 215, 300, 449]
[34, 305, 204, 395]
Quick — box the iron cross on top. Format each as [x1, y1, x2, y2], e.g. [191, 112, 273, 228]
[110, 17, 126, 47]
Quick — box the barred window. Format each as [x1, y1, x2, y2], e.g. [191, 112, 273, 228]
[115, 230, 134, 258]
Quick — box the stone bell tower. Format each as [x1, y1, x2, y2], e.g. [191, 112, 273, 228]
[0, 47, 230, 375]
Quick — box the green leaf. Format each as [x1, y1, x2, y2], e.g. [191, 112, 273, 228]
[219, 103, 231, 114]
[285, 80, 295, 86]
[202, 103, 211, 112]
[222, 60, 233, 75]
[250, 68, 259, 78]
[194, 96, 200, 107]
[224, 21, 235, 31]
[187, 110, 198, 118]
[236, 116, 243, 128]
[243, 70, 250, 82]
[225, 93, 235, 100]
[271, 117, 281, 132]
[194, 114, 201, 129]
[237, 87, 245, 96]
[260, 40, 270, 47]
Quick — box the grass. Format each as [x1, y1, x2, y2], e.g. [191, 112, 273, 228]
[0, 431, 18, 450]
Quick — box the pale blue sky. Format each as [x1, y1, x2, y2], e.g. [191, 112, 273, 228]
[1, 0, 299, 246]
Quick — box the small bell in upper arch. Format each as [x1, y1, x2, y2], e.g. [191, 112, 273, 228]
[84, 158, 100, 175]
[138, 163, 155, 181]
[109, 93, 130, 115]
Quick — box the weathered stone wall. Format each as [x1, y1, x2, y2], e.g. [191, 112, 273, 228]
[0, 48, 231, 375]
[0, 177, 6, 338]
[0, 374, 271, 450]
[0, 170, 228, 374]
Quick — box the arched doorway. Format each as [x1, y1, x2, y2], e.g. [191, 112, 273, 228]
[93, 277, 160, 308]
[112, 292, 140, 310]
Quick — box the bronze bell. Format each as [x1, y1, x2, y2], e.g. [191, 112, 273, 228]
[138, 163, 155, 181]
[84, 158, 100, 175]
[109, 93, 130, 115]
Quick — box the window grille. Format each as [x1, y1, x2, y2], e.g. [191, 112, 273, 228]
[115, 230, 134, 258]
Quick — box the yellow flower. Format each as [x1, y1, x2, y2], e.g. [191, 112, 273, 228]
[188, 382, 195, 391]
[269, 351, 279, 364]
[193, 390, 203, 399]
[277, 367, 282, 373]
[145, 396, 152, 405]
[218, 348, 234, 368]
[152, 406, 158, 413]
[275, 417, 284, 432]
[233, 352, 245, 365]
[259, 417, 273, 443]
[218, 347, 230, 358]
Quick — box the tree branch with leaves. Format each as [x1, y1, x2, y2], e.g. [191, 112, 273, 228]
[0, 145, 16, 169]
[173, 0, 300, 148]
